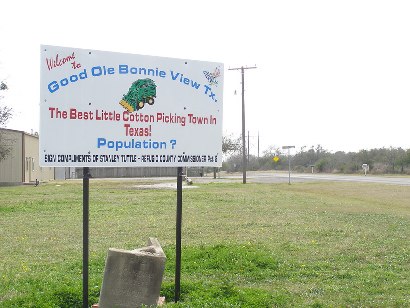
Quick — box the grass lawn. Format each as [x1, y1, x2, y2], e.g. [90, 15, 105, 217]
[0, 178, 409, 307]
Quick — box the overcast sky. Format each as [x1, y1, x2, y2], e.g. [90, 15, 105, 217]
[1, 0, 409, 155]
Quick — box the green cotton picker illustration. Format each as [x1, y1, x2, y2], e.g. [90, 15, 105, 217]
[119, 78, 157, 112]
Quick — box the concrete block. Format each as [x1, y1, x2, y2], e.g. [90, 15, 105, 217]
[98, 237, 166, 308]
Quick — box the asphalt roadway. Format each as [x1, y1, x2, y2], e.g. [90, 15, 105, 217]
[195, 171, 410, 186]
[88, 171, 410, 187]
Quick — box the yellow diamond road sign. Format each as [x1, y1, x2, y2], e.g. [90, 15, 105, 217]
[273, 156, 280, 162]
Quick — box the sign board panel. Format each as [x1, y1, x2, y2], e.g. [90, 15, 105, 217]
[40, 45, 223, 167]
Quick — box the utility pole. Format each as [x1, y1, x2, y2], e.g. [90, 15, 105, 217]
[247, 130, 250, 163]
[228, 65, 257, 184]
[258, 131, 260, 158]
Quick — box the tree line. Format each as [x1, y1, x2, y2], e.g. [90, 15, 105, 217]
[223, 136, 410, 175]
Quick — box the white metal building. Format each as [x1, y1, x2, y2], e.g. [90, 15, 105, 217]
[0, 128, 55, 184]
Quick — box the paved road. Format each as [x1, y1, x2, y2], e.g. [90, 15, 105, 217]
[91, 171, 410, 186]
[208, 171, 410, 186]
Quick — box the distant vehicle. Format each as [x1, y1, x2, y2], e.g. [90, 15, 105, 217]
[119, 78, 157, 112]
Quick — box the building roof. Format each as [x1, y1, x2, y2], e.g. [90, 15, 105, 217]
[0, 128, 39, 138]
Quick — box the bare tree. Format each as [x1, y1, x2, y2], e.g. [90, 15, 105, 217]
[0, 80, 14, 161]
[0, 105, 13, 126]
[222, 134, 242, 156]
[0, 81, 12, 126]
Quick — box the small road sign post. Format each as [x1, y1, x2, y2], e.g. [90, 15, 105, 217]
[282, 146, 295, 184]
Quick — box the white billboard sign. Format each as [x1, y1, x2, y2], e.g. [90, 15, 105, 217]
[40, 45, 223, 167]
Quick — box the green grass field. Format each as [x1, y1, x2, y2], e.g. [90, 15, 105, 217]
[1, 178, 409, 307]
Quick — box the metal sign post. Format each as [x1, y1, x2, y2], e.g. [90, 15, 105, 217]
[82, 167, 91, 308]
[282, 146, 295, 184]
[175, 167, 183, 302]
